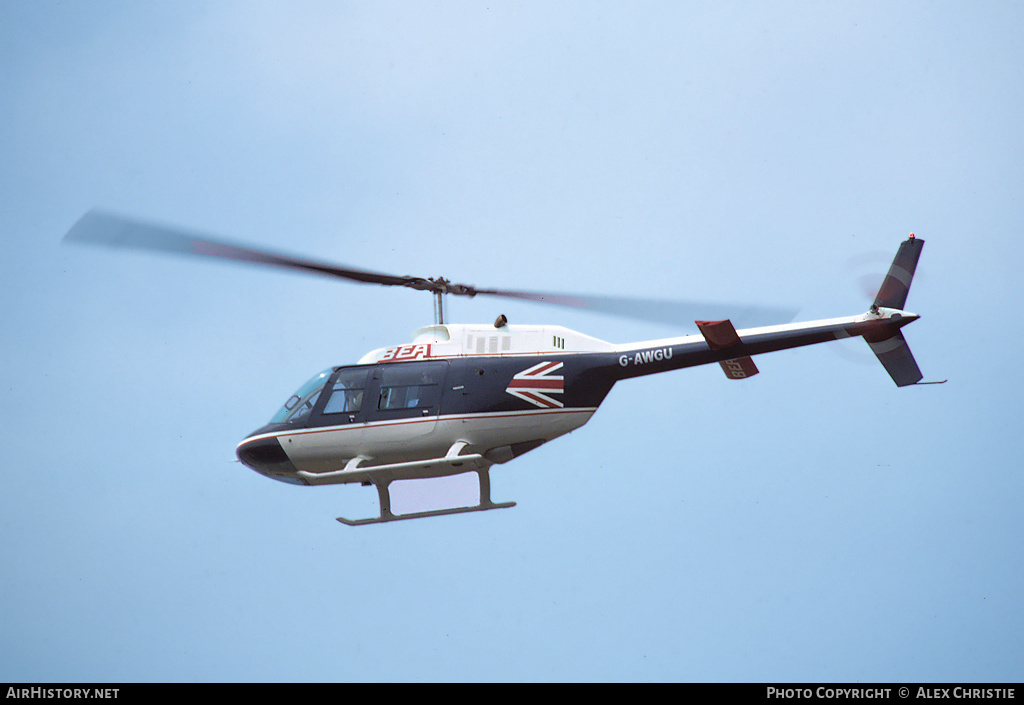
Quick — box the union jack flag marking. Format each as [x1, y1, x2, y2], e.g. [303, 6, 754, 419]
[505, 361, 564, 408]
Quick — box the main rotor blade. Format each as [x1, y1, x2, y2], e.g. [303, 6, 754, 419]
[64, 210, 798, 329]
[64, 209, 418, 288]
[472, 288, 798, 329]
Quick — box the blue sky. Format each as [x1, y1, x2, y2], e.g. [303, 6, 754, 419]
[2, 1, 1022, 682]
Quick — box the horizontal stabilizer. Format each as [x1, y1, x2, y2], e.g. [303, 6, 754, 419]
[696, 319, 760, 380]
[866, 331, 923, 387]
[695, 319, 742, 349]
[719, 356, 759, 379]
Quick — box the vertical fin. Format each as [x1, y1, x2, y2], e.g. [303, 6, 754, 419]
[866, 331, 923, 387]
[865, 235, 935, 386]
[873, 235, 924, 310]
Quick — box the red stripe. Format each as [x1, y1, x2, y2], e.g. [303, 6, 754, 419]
[527, 361, 562, 375]
[518, 391, 560, 408]
[507, 378, 563, 390]
[241, 408, 596, 443]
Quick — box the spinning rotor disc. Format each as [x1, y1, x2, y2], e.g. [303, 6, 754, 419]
[64, 209, 797, 329]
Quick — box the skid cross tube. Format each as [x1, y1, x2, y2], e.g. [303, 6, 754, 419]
[337, 467, 515, 526]
[334, 441, 516, 525]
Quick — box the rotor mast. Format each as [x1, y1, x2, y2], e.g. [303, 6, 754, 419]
[434, 290, 445, 324]
[414, 276, 471, 325]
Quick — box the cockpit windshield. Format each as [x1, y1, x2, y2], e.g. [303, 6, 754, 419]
[269, 368, 335, 424]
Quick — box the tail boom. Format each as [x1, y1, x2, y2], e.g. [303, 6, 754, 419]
[606, 236, 933, 388]
[611, 308, 920, 382]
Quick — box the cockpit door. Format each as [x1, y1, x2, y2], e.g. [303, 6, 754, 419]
[364, 360, 448, 439]
[317, 366, 372, 425]
[273, 366, 371, 474]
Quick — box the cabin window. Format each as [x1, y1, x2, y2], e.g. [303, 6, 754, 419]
[322, 367, 371, 414]
[376, 362, 445, 411]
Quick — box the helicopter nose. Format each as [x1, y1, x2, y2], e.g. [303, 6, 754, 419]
[236, 435, 298, 477]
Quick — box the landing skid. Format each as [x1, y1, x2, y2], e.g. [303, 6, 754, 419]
[297, 441, 515, 525]
[337, 466, 515, 526]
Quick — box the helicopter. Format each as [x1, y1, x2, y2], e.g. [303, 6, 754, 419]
[64, 210, 940, 525]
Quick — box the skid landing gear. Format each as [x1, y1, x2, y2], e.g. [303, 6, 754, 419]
[301, 441, 515, 526]
[337, 467, 515, 525]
